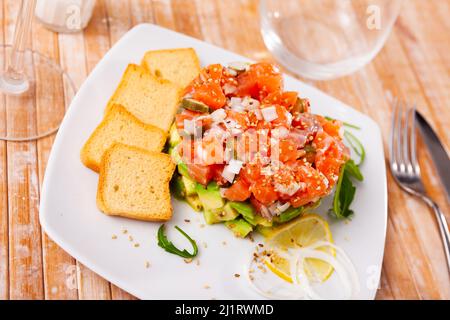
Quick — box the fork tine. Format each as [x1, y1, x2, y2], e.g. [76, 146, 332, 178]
[402, 103, 414, 174]
[397, 101, 405, 172]
[409, 104, 420, 175]
[390, 98, 400, 171]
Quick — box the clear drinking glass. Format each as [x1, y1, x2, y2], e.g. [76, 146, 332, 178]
[260, 0, 404, 80]
[0, 0, 76, 141]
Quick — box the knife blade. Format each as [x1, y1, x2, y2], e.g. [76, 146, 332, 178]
[415, 111, 450, 200]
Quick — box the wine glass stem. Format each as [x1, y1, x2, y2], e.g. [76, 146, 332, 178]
[1, 0, 36, 94]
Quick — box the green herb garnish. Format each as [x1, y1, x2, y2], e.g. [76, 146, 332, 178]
[329, 125, 365, 220]
[325, 116, 361, 130]
[157, 225, 198, 259]
[329, 160, 363, 219]
[344, 131, 366, 165]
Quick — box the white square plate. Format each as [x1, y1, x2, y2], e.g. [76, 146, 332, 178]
[40, 24, 387, 300]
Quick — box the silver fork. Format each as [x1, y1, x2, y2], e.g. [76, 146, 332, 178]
[390, 100, 450, 274]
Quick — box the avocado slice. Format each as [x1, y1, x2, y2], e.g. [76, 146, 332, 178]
[225, 219, 253, 238]
[203, 203, 239, 225]
[177, 162, 191, 179]
[254, 215, 273, 227]
[169, 146, 182, 164]
[275, 206, 304, 223]
[195, 182, 225, 211]
[218, 202, 240, 221]
[182, 176, 197, 196]
[169, 123, 182, 147]
[170, 175, 186, 199]
[181, 98, 209, 113]
[229, 202, 257, 226]
[229, 201, 274, 227]
[186, 195, 203, 212]
[305, 200, 322, 211]
[203, 209, 223, 225]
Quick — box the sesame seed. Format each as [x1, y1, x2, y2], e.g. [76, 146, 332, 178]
[122, 229, 128, 234]
[111, 235, 117, 240]
[145, 261, 151, 268]
[234, 274, 241, 278]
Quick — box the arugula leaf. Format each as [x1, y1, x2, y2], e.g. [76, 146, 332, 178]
[344, 131, 366, 165]
[329, 160, 363, 219]
[345, 159, 364, 181]
[157, 225, 198, 259]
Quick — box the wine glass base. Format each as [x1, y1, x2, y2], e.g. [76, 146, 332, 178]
[0, 45, 76, 142]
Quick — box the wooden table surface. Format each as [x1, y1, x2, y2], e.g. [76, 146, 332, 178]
[0, 0, 449, 300]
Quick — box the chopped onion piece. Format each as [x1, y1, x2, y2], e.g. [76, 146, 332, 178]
[231, 104, 245, 113]
[277, 202, 291, 213]
[252, 109, 263, 120]
[228, 61, 250, 71]
[228, 159, 244, 174]
[268, 203, 279, 216]
[229, 97, 242, 106]
[285, 112, 293, 127]
[260, 166, 274, 177]
[211, 109, 227, 122]
[222, 166, 236, 183]
[261, 107, 278, 122]
[226, 68, 238, 76]
[274, 182, 303, 196]
[242, 97, 260, 110]
[259, 205, 272, 220]
[272, 127, 289, 139]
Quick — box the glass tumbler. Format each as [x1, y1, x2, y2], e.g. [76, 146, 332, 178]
[260, 0, 404, 80]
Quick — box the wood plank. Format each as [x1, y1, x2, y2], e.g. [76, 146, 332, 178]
[104, 0, 132, 45]
[171, 0, 203, 39]
[194, 0, 224, 47]
[72, 0, 113, 300]
[0, 0, 9, 300]
[5, 0, 43, 300]
[31, 11, 79, 300]
[370, 26, 449, 299]
[151, 0, 175, 30]
[130, 0, 154, 25]
[214, 0, 270, 61]
[76, 264, 110, 300]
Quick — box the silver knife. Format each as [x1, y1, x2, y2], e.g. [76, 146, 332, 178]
[416, 111, 450, 201]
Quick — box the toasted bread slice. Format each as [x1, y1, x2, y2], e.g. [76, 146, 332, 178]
[97, 144, 176, 222]
[141, 48, 200, 89]
[81, 104, 167, 172]
[106, 64, 181, 132]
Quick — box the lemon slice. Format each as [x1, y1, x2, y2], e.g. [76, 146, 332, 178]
[263, 214, 335, 283]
